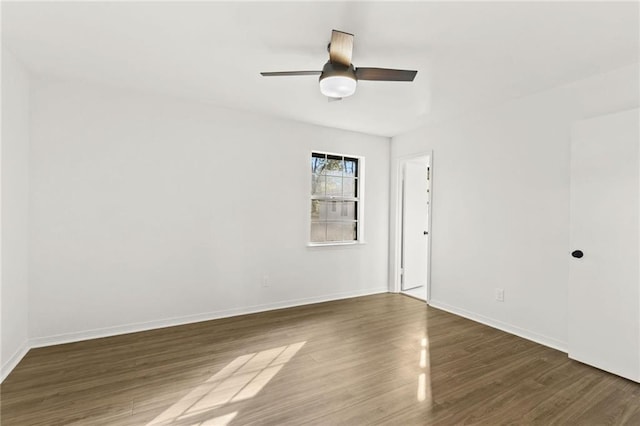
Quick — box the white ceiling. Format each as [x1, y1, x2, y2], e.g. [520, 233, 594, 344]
[2, 1, 638, 137]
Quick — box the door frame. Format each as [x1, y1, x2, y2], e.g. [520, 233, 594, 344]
[392, 151, 434, 301]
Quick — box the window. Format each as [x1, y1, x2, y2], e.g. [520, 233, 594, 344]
[310, 152, 360, 244]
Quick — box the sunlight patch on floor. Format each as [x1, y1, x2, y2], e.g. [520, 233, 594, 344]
[189, 411, 237, 426]
[417, 336, 432, 404]
[147, 341, 306, 425]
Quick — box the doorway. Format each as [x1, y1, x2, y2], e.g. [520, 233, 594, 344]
[395, 154, 432, 302]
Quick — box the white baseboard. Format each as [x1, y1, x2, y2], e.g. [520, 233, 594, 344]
[29, 287, 389, 349]
[1, 288, 387, 382]
[428, 299, 567, 353]
[1, 339, 30, 383]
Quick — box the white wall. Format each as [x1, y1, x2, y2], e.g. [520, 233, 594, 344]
[28, 80, 390, 344]
[1, 47, 30, 380]
[391, 64, 640, 351]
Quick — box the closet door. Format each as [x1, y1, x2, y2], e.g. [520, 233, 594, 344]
[568, 108, 639, 382]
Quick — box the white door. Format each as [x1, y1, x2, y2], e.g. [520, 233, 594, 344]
[402, 161, 429, 291]
[568, 108, 639, 382]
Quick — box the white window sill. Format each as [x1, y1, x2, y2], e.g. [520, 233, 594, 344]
[306, 241, 367, 248]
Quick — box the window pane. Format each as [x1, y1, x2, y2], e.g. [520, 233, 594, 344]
[326, 222, 357, 242]
[325, 201, 339, 221]
[311, 200, 321, 221]
[325, 176, 342, 196]
[324, 201, 356, 221]
[311, 174, 325, 196]
[317, 201, 329, 220]
[344, 157, 358, 177]
[342, 201, 357, 220]
[310, 222, 326, 242]
[343, 177, 357, 197]
[343, 222, 357, 241]
[326, 222, 343, 241]
[311, 154, 327, 175]
[324, 155, 344, 176]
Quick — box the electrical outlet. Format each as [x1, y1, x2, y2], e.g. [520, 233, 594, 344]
[495, 288, 504, 302]
[262, 274, 270, 288]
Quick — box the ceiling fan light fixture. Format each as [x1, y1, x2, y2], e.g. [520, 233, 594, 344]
[319, 75, 357, 98]
[319, 61, 357, 98]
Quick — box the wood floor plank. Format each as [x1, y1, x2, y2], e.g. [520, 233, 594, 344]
[2, 294, 639, 425]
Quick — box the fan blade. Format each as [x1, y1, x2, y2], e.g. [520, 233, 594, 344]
[329, 30, 354, 66]
[355, 68, 417, 81]
[260, 71, 322, 77]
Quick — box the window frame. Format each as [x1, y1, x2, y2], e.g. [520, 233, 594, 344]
[308, 150, 365, 247]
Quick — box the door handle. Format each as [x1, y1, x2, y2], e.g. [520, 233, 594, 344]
[571, 250, 584, 259]
[423, 231, 428, 235]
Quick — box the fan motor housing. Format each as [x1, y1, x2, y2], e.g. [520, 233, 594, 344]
[319, 61, 357, 82]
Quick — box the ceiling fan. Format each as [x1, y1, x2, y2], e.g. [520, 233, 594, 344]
[260, 30, 417, 100]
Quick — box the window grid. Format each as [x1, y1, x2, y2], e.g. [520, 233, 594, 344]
[310, 152, 359, 243]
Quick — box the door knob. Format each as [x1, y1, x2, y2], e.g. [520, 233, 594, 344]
[423, 231, 428, 235]
[571, 250, 584, 259]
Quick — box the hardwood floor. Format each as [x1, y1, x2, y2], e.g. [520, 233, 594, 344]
[2, 294, 639, 425]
